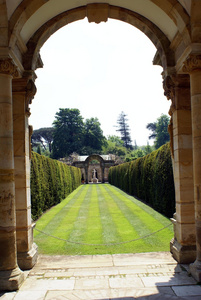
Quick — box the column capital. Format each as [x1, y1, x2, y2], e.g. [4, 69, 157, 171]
[0, 58, 20, 78]
[12, 78, 36, 117]
[183, 54, 201, 73]
[163, 74, 190, 114]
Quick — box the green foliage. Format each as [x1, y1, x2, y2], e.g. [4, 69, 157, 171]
[51, 109, 107, 158]
[52, 108, 84, 158]
[147, 114, 170, 149]
[31, 152, 81, 220]
[32, 127, 54, 153]
[34, 184, 173, 255]
[109, 143, 175, 218]
[116, 111, 132, 149]
[82, 117, 106, 154]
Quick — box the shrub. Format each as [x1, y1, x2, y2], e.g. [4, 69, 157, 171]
[109, 143, 175, 218]
[31, 152, 81, 220]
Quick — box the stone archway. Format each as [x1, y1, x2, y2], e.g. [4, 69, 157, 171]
[1, 0, 201, 290]
[73, 154, 115, 184]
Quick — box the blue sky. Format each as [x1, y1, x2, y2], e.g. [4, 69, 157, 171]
[29, 18, 170, 146]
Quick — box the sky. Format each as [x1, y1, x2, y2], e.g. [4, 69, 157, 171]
[29, 18, 171, 146]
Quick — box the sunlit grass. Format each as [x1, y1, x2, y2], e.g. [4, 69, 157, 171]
[34, 184, 173, 255]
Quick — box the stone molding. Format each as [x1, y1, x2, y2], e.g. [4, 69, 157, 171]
[163, 74, 191, 158]
[26, 80, 36, 116]
[0, 58, 19, 78]
[163, 74, 190, 114]
[87, 4, 109, 24]
[183, 54, 201, 73]
[12, 78, 36, 117]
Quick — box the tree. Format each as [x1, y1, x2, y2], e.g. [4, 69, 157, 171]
[52, 108, 84, 158]
[31, 127, 54, 153]
[82, 117, 106, 154]
[146, 114, 170, 149]
[107, 135, 124, 147]
[116, 111, 132, 149]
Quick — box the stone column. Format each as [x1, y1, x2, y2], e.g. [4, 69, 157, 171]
[183, 54, 201, 281]
[12, 77, 38, 270]
[0, 59, 24, 290]
[163, 74, 196, 263]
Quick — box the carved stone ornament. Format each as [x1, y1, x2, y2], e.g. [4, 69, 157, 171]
[163, 75, 175, 101]
[25, 80, 37, 116]
[183, 55, 201, 73]
[0, 58, 19, 78]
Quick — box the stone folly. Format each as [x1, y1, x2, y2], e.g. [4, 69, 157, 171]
[73, 154, 115, 184]
[1, 0, 201, 290]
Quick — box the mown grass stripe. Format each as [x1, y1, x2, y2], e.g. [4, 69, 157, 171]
[96, 185, 121, 244]
[111, 185, 173, 226]
[34, 184, 173, 255]
[84, 185, 103, 244]
[34, 185, 83, 235]
[34, 185, 90, 253]
[104, 184, 173, 249]
[98, 185, 148, 252]
[67, 184, 92, 243]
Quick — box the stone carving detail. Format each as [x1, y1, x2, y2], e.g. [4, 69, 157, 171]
[163, 75, 176, 114]
[183, 55, 201, 73]
[163, 75, 176, 158]
[0, 59, 19, 78]
[25, 80, 37, 116]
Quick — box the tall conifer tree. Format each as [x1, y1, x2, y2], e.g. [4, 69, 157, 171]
[116, 111, 132, 149]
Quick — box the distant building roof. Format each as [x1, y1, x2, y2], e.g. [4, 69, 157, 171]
[76, 154, 114, 162]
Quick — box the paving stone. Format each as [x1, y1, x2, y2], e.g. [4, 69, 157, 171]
[133, 287, 175, 297]
[118, 267, 148, 275]
[74, 278, 109, 290]
[172, 285, 201, 297]
[44, 272, 74, 278]
[13, 291, 47, 300]
[7, 253, 201, 300]
[141, 274, 196, 287]
[45, 289, 111, 300]
[112, 252, 176, 267]
[20, 278, 75, 291]
[0, 292, 16, 300]
[109, 276, 144, 289]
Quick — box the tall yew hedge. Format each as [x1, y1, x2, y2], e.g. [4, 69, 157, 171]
[108, 143, 175, 218]
[31, 152, 81, 220]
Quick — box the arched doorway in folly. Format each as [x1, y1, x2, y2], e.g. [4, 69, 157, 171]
[1, 0, 201, 290]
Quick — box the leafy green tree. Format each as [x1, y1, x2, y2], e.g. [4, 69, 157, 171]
[52, 108, 84, 158]
[144, 143, 154, 155]
[146, 114, 170, 149]
[32, 127, 54, 153]
[36, 145, 41, 154]
[116, 111, 132, 149]
[107, 135, 124, 147]
[82, 117, 106, 154]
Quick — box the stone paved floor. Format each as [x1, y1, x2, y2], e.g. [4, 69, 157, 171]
[1, 252, 201, 300]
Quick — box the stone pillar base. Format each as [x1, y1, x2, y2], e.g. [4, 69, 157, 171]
[17, 242, 38, 270]
[0, 267, 24, 291]
[170, 238, 196, 264]
[190, 260, 201, 282]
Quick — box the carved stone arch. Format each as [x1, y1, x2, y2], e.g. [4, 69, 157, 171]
[9, 0, 191, 46]
[22, 5, 176, 71]
[85, 154, 105, 184]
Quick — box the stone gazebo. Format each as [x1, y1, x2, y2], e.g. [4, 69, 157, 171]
[73, 154, 115, 184]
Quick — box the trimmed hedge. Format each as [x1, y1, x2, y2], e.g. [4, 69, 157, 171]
[108, 143, 175, 218]
[31, 152, 81, 220]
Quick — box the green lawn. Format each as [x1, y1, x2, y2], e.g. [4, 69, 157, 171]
[34, 184, 173, 255]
